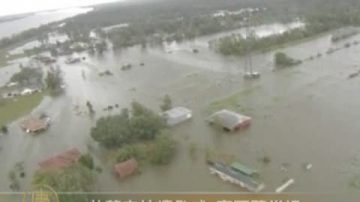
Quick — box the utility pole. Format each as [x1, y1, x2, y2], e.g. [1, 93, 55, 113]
[243, 10, 260, 80]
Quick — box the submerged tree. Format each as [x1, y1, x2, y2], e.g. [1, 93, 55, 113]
[33, 163, 95, 202]
[1, 125, 8, 134]
[274, 52, 301, 68]
[149, 134, 177, 165]
[10, 68, 43, 87]
[160, 94, 172, 112]
[46, 65, 64, 95]
[91, 102, 166, 148]
[86, 101, 95, 115]
[79, 153, 95, 170]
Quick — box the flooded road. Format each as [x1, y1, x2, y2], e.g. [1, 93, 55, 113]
[1, 23, 360, 200]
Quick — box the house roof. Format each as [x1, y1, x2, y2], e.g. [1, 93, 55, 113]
[38, 148, 81, 170]
[164, 107, 192, 119]
[20, 117, 48, 132]
[114, 158, 138, 178]
[231, 162, 258, 176]
[209, 109, 251, 130]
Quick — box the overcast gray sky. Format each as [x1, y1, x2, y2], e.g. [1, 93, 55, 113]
[0, 0, 124, 17]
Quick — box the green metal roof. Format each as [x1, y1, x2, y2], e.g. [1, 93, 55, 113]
[231, 162, 257, 176]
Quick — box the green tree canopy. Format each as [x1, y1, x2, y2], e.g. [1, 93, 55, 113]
[91, 102, 166, 148]
[32, 163, 95, 202]
[10, 68, 43, 87]
[160, 94, 172, 112]
[149, 134, 177, 165]
[274, 52, 301, 67]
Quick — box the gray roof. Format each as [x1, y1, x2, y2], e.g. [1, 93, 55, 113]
[209, 109, 250, 130]
[163, 107, 192, 119]
[209, 161, 264, 192]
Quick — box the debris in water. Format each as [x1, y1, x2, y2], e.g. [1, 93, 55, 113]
[304, 163, 313, 171]
[259, 155, 271, 165]
[348, 70, 360, 79]
[280, 163, 290, 172]
[276, 178, 295, 193]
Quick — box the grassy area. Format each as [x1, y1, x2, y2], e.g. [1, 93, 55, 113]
[0, 91, 47, 127]
[208, 85, 260, 113]
[261, 30, 333, 53]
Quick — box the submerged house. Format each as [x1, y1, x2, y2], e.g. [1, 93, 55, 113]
[208, 109, 251, 131]
[163, 107, 192, 126]
[33, 55, 56, 65]
[114, 158, 138, 178]
[20, 116, 50, 134]
[208, 161, 264, 192]
[65, 56, 81, 64]
[38, 148, 81, 170]
[231, 162, 258, 177]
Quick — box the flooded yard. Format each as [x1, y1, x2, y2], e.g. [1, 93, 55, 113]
[1, 22, 360, 200]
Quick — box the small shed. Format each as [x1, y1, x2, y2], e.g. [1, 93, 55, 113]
[20, 116, 50, 133]
[163, 107, 192, 126]
[231, 162, 258, 177]
[114, 158, 138, 178]
[39, 148, 81, 170]
[208, 109, 251, 131]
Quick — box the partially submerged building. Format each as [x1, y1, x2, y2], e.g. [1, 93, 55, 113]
[33, 55, 56, 65]
[231, 161, 258, 177]
[208, 161, 264, 192]
[114, 158, 138, 178]
[163, 107, 192, 126]
[38, 148, 81, 170]
[20, 116, 50, 134]
[65, 56, 81, 64]
[208, 109, 251, 131]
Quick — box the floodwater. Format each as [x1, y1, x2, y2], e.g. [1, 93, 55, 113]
[1, 21, 360, 201]
[0, 7, 93, 39]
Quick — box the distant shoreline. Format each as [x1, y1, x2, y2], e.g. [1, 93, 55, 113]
[0, 13, 35, 24]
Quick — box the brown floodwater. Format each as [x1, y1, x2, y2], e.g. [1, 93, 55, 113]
[1, 25, 360, 201]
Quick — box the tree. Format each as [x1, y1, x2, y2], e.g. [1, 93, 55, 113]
[274, 52, 301, 67]
[46, 66, 64, 95]
[1, 125, 8, 134]
[91, 102, 166, 148]
[116, 145, 146, 163]
[33, 164, 95, 202]
[38, 34, 49, 46]
[160, 94, 172, 112]
[95, 41, 107, 55]
[91, 113, 131, 148]
[86, 101, 95, 115]
[79, 153, 95, 170]
[149, 134, 176, 165]
[10, 68, 43, 87]
[50, 48, 58, 57]
[130, 101, 166, 140]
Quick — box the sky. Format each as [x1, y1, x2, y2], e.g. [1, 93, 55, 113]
[0, 0, 124, 17]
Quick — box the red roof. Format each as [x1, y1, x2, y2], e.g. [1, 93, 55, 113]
[20, 117, 48, 133]
[39, 148, 81, 170]
[114, 158, 138, 178]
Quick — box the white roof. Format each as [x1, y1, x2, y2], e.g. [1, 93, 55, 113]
[210, 109, 251, 129]
[164, 107, 192, 118]
[21, 88, 33, 94]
